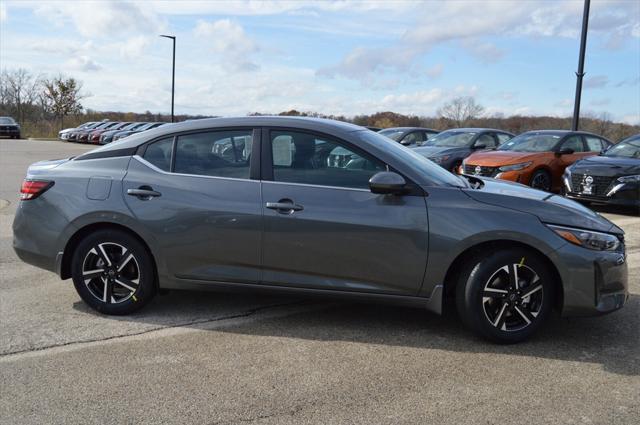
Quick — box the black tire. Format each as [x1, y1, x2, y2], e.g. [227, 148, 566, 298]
[529, 169, 552, 192]
[71, 229, 156, 315]
[456, 248, 553, 343]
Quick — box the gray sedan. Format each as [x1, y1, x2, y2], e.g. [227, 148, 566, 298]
[13, 117, 628, 343]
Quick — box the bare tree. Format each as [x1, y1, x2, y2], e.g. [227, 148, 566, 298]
[41, 76, 86, 128]
[437, 96, 485, 126]
[0, 68, 42, 123]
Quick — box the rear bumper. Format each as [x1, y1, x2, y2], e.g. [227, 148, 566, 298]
[549, 242, 628, 317]
[12, 199, 70, 276]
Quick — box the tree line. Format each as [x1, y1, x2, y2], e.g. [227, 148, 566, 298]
[1, 68, 638, 141]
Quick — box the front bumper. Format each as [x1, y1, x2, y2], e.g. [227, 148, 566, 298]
[0, 128, 20, 137]
[549, 241, 628, 316]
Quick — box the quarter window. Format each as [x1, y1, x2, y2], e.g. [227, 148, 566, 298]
[174, 130, 253, 179]
[143, 137, 173, 171]
[497, 133, 512, 144]
[402, 131, 424, 144]
[270, 130, 385, 189]
[585, 136, 604, 152]
[561, 136, 585, 152]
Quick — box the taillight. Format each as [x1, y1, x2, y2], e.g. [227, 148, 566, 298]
[20, 180, 54, 200]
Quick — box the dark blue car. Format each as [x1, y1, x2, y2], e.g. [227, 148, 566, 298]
[413, 128, 514, 172]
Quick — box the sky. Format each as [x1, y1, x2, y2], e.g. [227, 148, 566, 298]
[1, 0, 639, 124]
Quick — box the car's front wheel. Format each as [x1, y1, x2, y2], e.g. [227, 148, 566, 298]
[456, 248, 553, 343]
[71, 229, 156, 315]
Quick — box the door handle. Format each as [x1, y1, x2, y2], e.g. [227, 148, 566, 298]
[127, 186, 161, 200]
[265, 199, 304, 214]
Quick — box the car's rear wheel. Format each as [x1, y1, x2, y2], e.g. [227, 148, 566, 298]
[529, 169, 552, 192]
[71, 229, 156, 315]
[456, 248, 553, 343]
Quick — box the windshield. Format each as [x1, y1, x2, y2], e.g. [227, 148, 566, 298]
[498, 133, 561, 152]
[378, 129, 406, 141]
[425, 131, 476, 147]
[0, 117, 16, 124]
[604, 140, 640, 158]
[357, 130, 466, 188]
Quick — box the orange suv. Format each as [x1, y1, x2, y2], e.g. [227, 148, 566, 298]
[462, 130, 612, 192]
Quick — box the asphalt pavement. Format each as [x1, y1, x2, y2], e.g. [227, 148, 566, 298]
[0, 139, 638, 424]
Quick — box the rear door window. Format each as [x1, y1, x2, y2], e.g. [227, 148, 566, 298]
[143, 137, 173, 171]
[174, 130, 253, 179]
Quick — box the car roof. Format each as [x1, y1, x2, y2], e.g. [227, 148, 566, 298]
[92, 116, 368, 152]
[440, 127, 512, 133]
[520, 129, 608, 139]
[380, 127, 437, 132]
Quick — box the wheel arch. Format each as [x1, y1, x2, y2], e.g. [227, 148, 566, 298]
[60, 222, 158, 287]
[442, 239, 564, 312]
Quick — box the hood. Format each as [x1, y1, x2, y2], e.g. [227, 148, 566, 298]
[570, 155, 640, 176]
[462, 177, 622, 234]
[465, 150, 543, 165]
[412, 146, 467, 157]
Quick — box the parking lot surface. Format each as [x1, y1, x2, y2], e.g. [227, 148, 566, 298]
[1, 139, 638, 424]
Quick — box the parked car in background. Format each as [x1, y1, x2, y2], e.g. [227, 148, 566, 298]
[99, 122, 146, 145]
[13, 117, 628, 343]
[564, 134, 640, 211]
[68, 121, 114, 142]
[378, 127, 439, 146]
[0, 116, 21, 139]
[413, 128, 514, 173]
[88, 122, 132, 144]
[463, 130, 612, 192]
[112, 122, 167, 141]
[59, 122, 98, 141]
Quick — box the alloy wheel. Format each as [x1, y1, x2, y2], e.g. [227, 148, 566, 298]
[530, 173, 551, 191]
[82, 242, 140, 304]
[481, 263, 544, 332]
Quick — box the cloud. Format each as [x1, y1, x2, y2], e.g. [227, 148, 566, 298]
[34, 0, 162, 38]
[322, 0, 639, 81]
[554, 99, 573, 108]
[615, 76, 640, 88]
[30, 39, 94, 56]
[193, 19, 260, 71]
[461, 40, 505, 63]
[584, 75, 609, 89]
[0, 3, 7, 22]
[65, 56, 102, 72]
[120, 36, 150, 60]
[426, 64, 443, 79]
[590, 98, 611, 107]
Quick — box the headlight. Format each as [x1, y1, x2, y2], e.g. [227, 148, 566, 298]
[617, 175, 640, 183]
[547, 224, 621, 251]
[430, 155, 450, 164]
[498, 161, 532, 172]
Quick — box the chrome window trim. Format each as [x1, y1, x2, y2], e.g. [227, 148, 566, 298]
[133, 155, 257, 183]
[261, 179, 371, 193]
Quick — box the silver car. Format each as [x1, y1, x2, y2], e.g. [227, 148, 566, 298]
[13, 117, 628, 343]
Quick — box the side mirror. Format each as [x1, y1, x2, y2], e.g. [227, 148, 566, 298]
[369, 171, 407, 195]
[557, 148, 574, 155]
[472, 144, 487, 150]
[400, 140, 412, 146]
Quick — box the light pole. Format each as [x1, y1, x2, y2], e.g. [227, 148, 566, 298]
[572, 0, 590, 131]
[160, 34, 176, 123]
